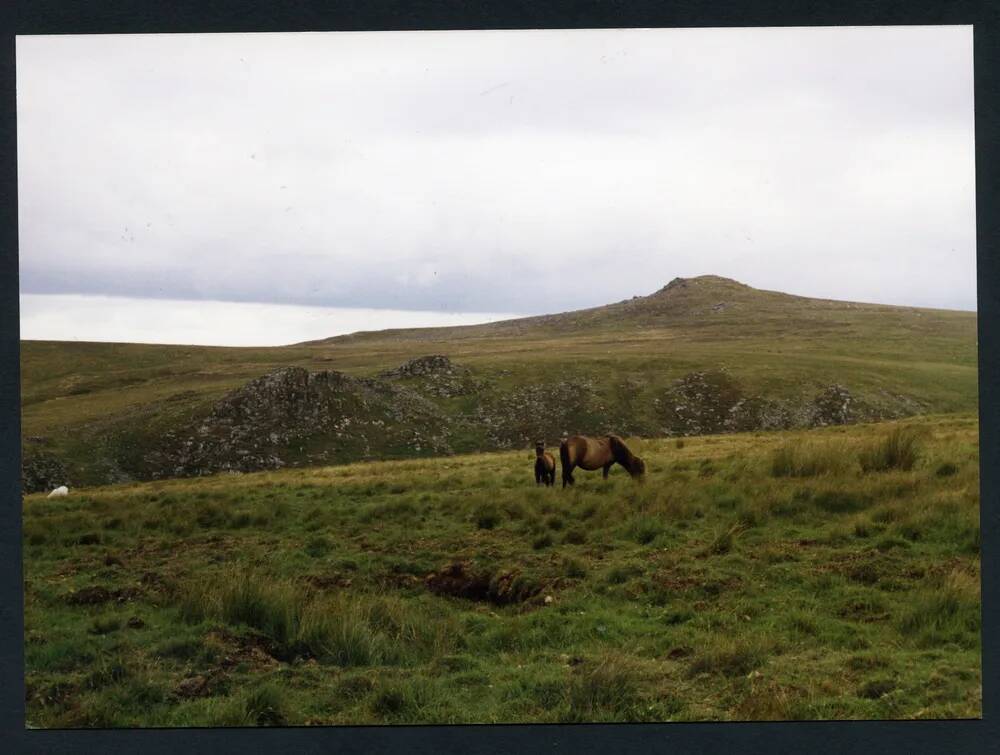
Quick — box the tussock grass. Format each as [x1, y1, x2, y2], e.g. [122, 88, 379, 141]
[770, 441, 846, 478]
[180, 568, 455, 666]
[474, 504, 501, 530]
[812, 490, 872, 514]
[859, 427, 922, 473]
[624, 515, 665, 545]
[563, 527, 587, 545]
[701, 523, 746, 555]
[935, 462, 959, 477]
[564, 655, 642, 722]
[688, 638, 769, 678]
[899, 569, 981, 649]
[532, 534, 553, 550]
[735, 678, 812, 721]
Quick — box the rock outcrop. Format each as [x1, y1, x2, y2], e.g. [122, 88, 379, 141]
[378, 355, 478, 398]
[21, 451, 68, 494]
[145, 366, 454, 477]
[24, 353, 932, 487]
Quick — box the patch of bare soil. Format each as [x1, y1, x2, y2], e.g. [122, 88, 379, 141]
[63, 585, 141, 606]
[425, 562, 542, 605]
[821, 550, 911, 586]
[170, 669, 234, 701]
[28, 680, 78, 710]
[304, 573, 354, 590]
[207, 628, 282, 671]
[837, 601, 891, 623]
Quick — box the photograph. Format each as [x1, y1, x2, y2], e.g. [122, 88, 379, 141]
[17, 25, 981, 727]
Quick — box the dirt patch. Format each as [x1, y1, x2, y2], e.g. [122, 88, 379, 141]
[425, 562, 542, 605]
[63, 585, 141, 606]
[172, 674, 222, 700]
[822, 550, 907, 586]
[139, 570, 171, 593]
[652, 569, 740, 595]
[837, 601, 890, 623]
[207, 628, 281, 670]
[30, 681, 77, 709]
[305, 573, 353, 591]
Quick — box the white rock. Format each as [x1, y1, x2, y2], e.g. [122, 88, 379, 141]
[47, 486, 69, 498]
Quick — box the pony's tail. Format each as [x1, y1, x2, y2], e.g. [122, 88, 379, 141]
[559, 439, 571, 487]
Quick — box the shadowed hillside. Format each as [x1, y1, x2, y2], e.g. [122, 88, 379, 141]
[21, 276, 978, 490]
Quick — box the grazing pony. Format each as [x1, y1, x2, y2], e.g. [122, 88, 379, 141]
[559, 434, 645, 488]
[534, 441, 556, 486]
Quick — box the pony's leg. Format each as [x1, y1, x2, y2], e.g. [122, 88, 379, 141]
[562, 466, 573, 488]
[602, 462, 613, 479]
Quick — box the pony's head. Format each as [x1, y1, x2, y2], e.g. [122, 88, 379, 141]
[608, 435, 646, 479]
[629, 455, 647, 479]
[535, 440, 545, 456]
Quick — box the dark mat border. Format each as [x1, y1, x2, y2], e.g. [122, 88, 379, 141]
[2, 2, 996, 753]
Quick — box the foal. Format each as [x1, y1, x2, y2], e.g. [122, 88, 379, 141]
[534, 441, 556, 486]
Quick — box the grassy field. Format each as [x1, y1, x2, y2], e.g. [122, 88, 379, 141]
[23, 413, 981, 726]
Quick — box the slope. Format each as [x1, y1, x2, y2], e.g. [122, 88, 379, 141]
[20, 276, 978, 489]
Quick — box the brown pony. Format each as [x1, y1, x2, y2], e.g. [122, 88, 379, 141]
[534, 441, 556, 486]
[559, 434, 645, 488]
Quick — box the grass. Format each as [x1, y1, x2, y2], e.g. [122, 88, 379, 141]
[859, 427, 922, 473]
[21, 414, 981, 726]
[770, 442, 847, 477]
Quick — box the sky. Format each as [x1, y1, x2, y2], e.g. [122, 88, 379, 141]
[16, 27, 976, 346]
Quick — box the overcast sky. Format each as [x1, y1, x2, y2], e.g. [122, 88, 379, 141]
[16, 27, 976, 345]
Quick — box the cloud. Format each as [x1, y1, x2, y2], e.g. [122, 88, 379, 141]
[16, 26, 976, 317]
[19, 294, 522, 347]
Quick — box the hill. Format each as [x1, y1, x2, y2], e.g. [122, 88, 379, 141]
[20, 276, 978, 490]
